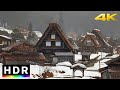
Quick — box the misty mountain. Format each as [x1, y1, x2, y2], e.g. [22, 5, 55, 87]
[0, 11, 119, 36]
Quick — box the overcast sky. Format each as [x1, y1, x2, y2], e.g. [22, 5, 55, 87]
[0, 11, 119, 36]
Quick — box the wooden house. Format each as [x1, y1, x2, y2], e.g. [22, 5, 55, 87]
[80, 32, 101, 60]
[0, 42, 46, 65]
[99, 56, 120, 79]
[91, 29, 113, 53]
[0, 35, 15, 51]
[36, 23, 75, 64]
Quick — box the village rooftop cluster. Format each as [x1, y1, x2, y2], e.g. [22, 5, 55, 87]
[0, 22, 120, 79]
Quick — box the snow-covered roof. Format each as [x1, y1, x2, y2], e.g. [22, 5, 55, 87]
[0, 35, 12, 39]
[0, 27, 12, 34]
[71, 63, 86, 69]
[104, 54, 119, 59]
[94, 62, 108, 69]
[33, 31, 42, 38]
[24, 36, 28, 40]
[56, 61, 72, 67]
[75, 52, 100, 61]
[75, 54, 82, 61]
[100, 59, 112, 63]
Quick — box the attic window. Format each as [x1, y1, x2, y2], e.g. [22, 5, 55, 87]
[51, 34, 55, 39]
[87, 40, 91, 42]
[86, 40, 93, 46]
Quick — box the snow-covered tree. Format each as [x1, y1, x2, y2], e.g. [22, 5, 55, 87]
[27, 31, 38, 45]
[11, 28, 25, 41]
[28, 22, 33, 32]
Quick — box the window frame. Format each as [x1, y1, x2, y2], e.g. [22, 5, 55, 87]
[51, 34, 55, 39]
[55, 41, 61, 46]
[46, 41, 51, 46]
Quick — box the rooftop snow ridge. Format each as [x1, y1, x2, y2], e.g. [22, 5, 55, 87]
[94, 29, 101, 31]
[0, 35, 12, 39]
[86, 32, 95, 35]
[0, 27, 12, 34]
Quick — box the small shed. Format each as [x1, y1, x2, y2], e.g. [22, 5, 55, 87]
[71, 63, 86, 77]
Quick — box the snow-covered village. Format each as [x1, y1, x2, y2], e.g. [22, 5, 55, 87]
[0, 11, 120, 79]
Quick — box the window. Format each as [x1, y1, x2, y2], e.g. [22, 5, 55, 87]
[46, 41, 51, 46]
[51, 34, 55, 39]
[51, 41, 55, 46]
[56, 41, 61, 46]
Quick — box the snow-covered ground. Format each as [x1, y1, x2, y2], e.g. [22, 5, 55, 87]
[0, 52, 119, 79]
[0, 63, 100, 79]
[30, 65, 101, 79]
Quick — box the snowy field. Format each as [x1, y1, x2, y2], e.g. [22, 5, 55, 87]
[0, 63, 98, 79]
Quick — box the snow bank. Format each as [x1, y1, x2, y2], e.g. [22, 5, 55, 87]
[75, 54, 82, 61]
[90, 54, 100, 59]
[104, 54, 119, 59]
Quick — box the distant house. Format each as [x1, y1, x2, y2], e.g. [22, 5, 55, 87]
[36, 23, 75, 64]
[0, 35, 15, 50]
[91, 29, 113, 53]
[0, 42, 45, 65]
[67, 36, 79, 53]
[16, 26, 29, 36]
[99, 56, 120, 79]
[80, 32, 101, 60]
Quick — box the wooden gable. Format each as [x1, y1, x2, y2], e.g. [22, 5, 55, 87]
[36, 23, 74, 54]
[81, 33, 101, 47]
[91, 29, 111, 47]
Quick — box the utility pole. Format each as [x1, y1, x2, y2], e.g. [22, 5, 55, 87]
[99, 51, 102, 69]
